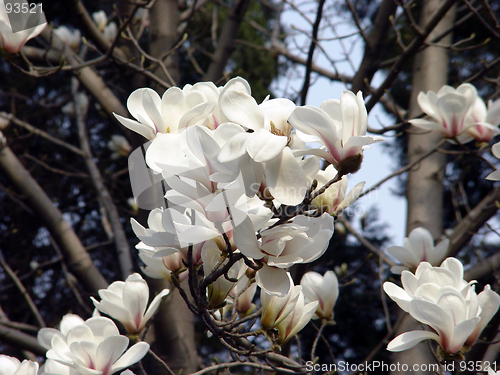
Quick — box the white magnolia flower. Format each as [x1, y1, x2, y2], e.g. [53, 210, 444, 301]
[410, 83, 498, 139]
[310, 166, 365, 215]
[38, 314, 85, 351]
[92, 11, 108, 32]
[300, 270, 339, 320]
[104, 22, 118, 42]
[114, 83, 218, 140]
[45, 317, 149, 375]
[234, 213, 334, 296]
[0, 355, 38, 375]
[486, 142, 500, 180]
[108, 135, 132, 159]
[0, 0, 46, 53]
[384, 258, 500, 354]
[289, 91, 383, 172]
[91, 273, 170, 334]
[54, 26, 81, 50]
[386, 227, 449, 274]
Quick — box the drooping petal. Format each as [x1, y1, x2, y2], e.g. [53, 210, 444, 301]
[387, 330, 440, 352]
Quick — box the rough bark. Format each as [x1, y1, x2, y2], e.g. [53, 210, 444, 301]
[0, 139, 108, 294]
[391, 1, 456, 374]
[203, 0, 252, 82]
[148, 0, 181, 87]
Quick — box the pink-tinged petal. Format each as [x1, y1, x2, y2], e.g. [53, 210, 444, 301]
[387, 330, 440, 352]
[256, 266, 292, 297]
[110, 342, 150, 374]
[122, 274, 150, 322]
[436, 93, 473, 136]
[260, 281, 300, 329]
[220, 90, 264, 131]
[289, 106, 342, 163]
[114, 114, 156, 140]
[447, 318, 480, 353]
[265, 148, 308, 205]
[246, 130, 287, 162]
[383, 282, 411, 312]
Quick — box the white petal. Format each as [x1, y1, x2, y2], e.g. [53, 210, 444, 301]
[387, 330, 440, 352]
[256, 266, 291, 297]
[110, 342, 150, 374]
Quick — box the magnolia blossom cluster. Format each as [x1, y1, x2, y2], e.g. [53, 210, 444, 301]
[384, 258, 500, 354]
[118, 77, 376, 299]
[8, 273, 169, 375]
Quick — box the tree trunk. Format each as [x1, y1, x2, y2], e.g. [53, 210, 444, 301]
[392, 1, 456, 374]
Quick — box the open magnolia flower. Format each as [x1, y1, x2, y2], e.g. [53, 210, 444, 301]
[0, 0, 46, 53]
[91, 273, 170, 334]
[260, 279, 301, 331]
[384, 258, 500, 353]
[300, 270, 339, 321]
[386, 227, 449, 274]
[289, 90, 383, 172]
[0, 355, 38, 375]
[410, 83, 499, 139]
[114, 84, 217, 140]
[234, 213, 334, 296]
[44, 316, 149, 375]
